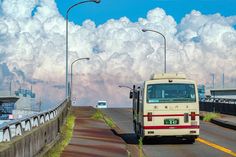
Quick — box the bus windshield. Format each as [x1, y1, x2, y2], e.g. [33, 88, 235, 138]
[147, 83, 196, 103]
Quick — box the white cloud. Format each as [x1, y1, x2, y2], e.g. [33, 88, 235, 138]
[0, 0, 235, 108]
[2, 0, 36, 19]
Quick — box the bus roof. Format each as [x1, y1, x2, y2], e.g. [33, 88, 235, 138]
[150, 73, 186, 80]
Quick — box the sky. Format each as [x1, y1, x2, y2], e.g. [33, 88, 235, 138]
[55, 0, 236, 26]
[0, 0, 235, 109]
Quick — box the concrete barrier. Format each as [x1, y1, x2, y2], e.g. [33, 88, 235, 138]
[0, 99, 70, 157]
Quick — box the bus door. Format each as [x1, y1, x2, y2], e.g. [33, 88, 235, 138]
[131, 85, 136, 122]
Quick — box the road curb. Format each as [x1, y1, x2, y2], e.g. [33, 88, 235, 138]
[210, 118, 236, 130]
[102, 111, 146, 157]
[200, 114, 236, 130]
[111, 125, 146, 157]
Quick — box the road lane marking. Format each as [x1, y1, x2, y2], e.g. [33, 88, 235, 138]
[197, 138, 236, 156]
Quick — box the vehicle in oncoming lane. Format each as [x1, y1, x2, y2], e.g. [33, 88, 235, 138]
[96, 100, 108, 108]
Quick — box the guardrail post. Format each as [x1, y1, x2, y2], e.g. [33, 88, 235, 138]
[33, 117, 39, 127]
[25, 119, 32, 131]
[45, 113, 50, 121]
[40, 115, 45, 124]
[3, 127, 11, 142]
[15, 123, 23, 136]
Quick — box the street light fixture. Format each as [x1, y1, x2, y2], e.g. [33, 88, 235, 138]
[118, 85, 134, 100]
[118, 85, 133, 90]
[66, 0, 101, 100]
[142, 29, 167, 73]
[70, 57, 90, 101]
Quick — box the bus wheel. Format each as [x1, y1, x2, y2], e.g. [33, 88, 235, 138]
[187, 137, 195, 144]
[142, 136, 148, 144]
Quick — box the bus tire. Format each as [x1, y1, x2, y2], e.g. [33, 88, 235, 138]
[187, 137, 195, 144]
[142, 136, 148, 144]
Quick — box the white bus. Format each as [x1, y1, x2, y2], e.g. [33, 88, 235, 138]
[130, 73, 199, 143]
[96, 101, 108, 108]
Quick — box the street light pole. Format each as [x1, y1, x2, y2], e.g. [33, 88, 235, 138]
[70, 57, 90, 101]
[142, 29, 167, 73]
[66, 0, 101, 100]
[211, 73, 215, 89]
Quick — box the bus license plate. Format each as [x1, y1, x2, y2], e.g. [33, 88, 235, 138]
[164, 119, 179, 125]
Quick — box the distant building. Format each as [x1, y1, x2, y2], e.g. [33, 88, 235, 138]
[15, 88, 35, 98]
[0, 100, 15, 120]
[0, 88, 39, 121]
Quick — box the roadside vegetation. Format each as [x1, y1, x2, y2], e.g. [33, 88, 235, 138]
[203, 112, 220, 122]
[92, 109, 115, 128]
[44, 113, 75, 157]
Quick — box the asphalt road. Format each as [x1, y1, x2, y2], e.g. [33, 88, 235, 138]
[102, 108, 236, 157]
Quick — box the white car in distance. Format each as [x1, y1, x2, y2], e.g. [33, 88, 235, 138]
[96, 101, 108, 108]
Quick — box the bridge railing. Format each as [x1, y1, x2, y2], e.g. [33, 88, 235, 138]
[200, 98, 236, 116]
[203, 97, 236, 104]
[0, 99, 67, 142]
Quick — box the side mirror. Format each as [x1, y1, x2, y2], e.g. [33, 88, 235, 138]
[129, 91, 133, 99]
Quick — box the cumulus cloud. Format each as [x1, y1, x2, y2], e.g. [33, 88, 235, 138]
[0, 0, 235, 108]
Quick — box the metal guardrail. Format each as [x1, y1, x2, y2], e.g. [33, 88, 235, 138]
[202, 97, 236, 104]
[0, 99, 68, 142]
[200, 98, 236, 116]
